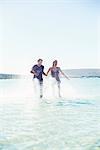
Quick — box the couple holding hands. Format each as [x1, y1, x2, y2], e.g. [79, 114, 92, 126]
[30, 59, 69, 98]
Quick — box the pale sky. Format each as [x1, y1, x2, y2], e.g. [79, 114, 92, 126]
[0, 0, 99, 74]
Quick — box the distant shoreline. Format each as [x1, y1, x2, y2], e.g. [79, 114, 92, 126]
[0, 74, 20, 79]
[0, 69, 100, 79]
[0, 76, 100, 80]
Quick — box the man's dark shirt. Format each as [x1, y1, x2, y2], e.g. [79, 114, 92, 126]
[32, 65, 44, 81]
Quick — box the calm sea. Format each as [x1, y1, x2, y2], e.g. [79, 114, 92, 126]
[0, 78, 100, 150]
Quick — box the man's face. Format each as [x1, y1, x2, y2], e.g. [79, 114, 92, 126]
[38, 60, 43, 66]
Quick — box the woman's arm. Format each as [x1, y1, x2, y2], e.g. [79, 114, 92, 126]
[46, 68, 51, 76]
[59, 68, 70, 80]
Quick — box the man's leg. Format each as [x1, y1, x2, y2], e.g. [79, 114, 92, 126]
[39, 81, 43, 98]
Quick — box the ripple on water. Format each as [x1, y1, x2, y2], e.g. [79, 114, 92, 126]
[0, 97, 100, 150]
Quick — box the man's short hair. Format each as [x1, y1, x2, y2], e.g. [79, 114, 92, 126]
[38, 59, 43, 62]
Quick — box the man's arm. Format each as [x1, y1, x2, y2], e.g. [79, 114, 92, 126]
[42, 66, 47, 76]
[30, 70, 37, 76]
[43, 72, 47, 76]
[30, 65, 37, 76]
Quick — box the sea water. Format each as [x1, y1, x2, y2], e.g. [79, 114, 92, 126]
[0, 78, 100, 150]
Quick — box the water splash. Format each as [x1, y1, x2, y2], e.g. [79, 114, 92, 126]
[0, 78, 100, 103]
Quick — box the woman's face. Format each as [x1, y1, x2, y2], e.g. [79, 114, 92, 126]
[53, 61, 57, 67]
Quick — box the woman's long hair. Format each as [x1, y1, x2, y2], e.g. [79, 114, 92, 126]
[52, 60, 57, 67]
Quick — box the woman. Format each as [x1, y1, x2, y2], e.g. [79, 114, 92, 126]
[47, 60, 69, 97]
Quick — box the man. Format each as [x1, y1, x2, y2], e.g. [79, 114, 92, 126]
[30, 59, 47, 98]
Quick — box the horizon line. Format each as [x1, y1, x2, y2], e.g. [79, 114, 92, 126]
[0, 68, 100, 75]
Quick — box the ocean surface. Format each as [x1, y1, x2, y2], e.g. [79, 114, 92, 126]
[0, 78, 100, 150]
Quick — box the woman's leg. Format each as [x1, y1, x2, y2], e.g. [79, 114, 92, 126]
[58, 82, 61, 97]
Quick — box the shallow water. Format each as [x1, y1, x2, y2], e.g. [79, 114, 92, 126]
[0, 78, 100, 150]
